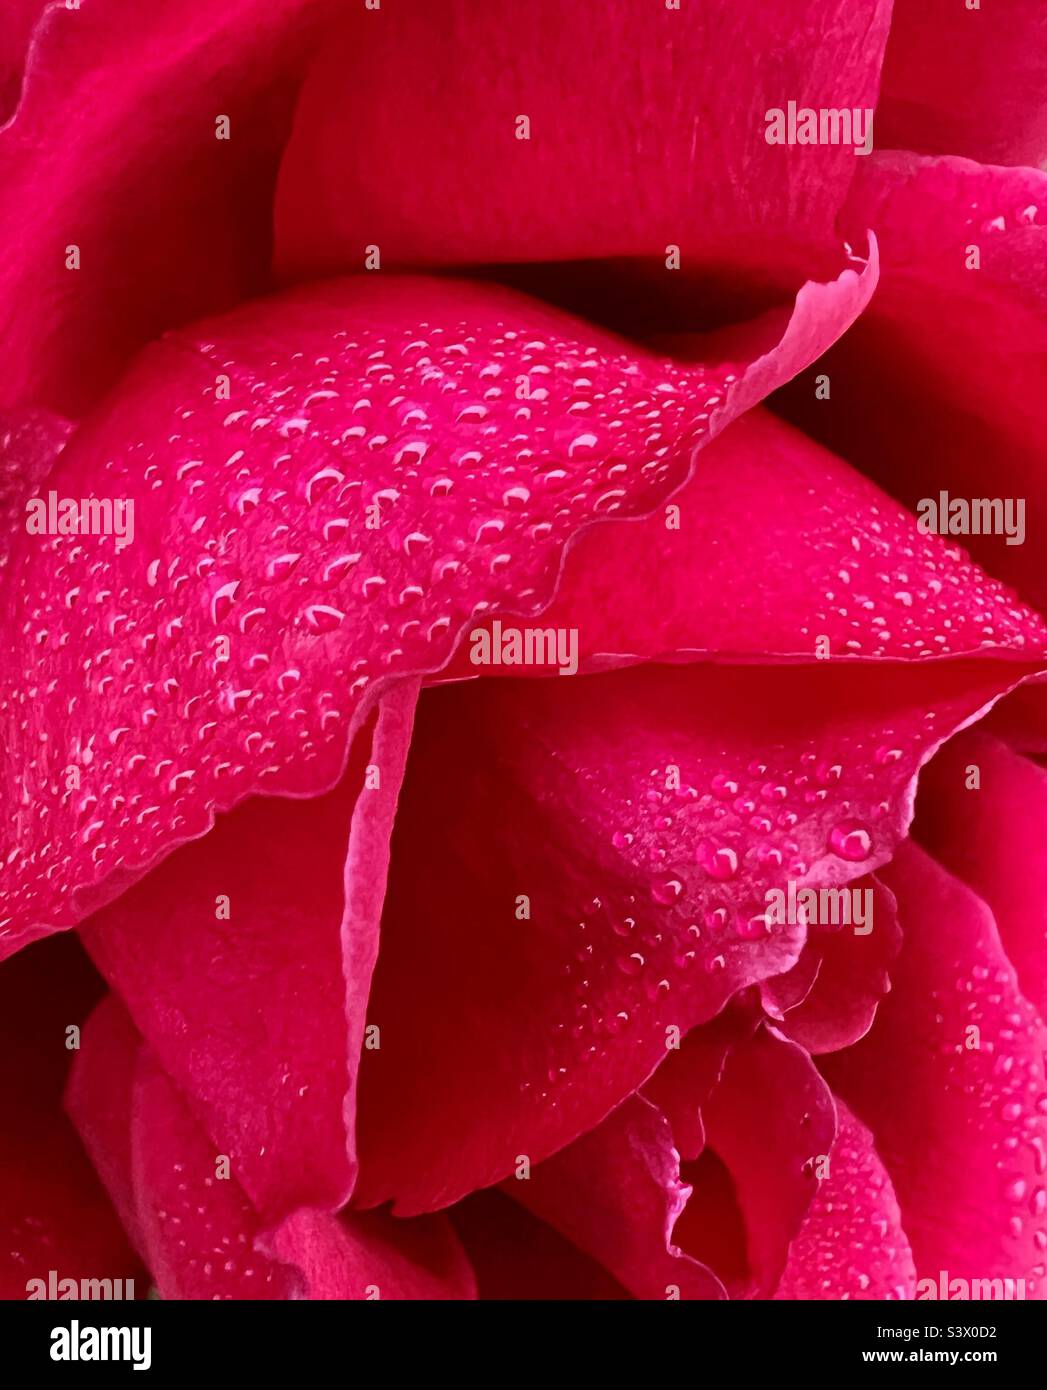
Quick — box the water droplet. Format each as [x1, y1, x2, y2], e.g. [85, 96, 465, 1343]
[828, 821, 872, 862]
[696, 840, 738, 881]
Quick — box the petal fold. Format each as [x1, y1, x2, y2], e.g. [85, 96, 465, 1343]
[775, 1098, 916, 1300]
[68, 996, 476, 1300]
[0, 0, 339, 415]
[825, 840, 1047, 1298]
[275, 0, 891, 281]
[1, 261, 875, 955]
[1, 936, 141, 1298]
[80, 682, 417, 1221]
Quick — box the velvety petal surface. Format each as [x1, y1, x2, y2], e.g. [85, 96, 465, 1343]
[774, 1098, 916, 1300]
[642, 1000, 757, 1161]
[67, 996, 476, 1300]
[0, 0, 340, 416]
[79, 682, 417, 1223]
[877, 0, 1047, 168]
[767, 877, 902, 1053]
[824, 841, 1047, 1298]
[0, 0, 47, 123]
[353, 653, 1025, 1215]
[275, 0, 891, 282]
[672, 1025, 836, 1296]
[0, 262, 876, 956]
[504, 1095, 724, 1300]
[913, 729, 1047, 1020]
[0, 935, 142, 1298]
[456, 405, 1044, 671]
[775, 154, 1047, 643]
[0, 405, 70, 555]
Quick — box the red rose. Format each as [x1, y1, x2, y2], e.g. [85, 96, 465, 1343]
[2, 0, 1045, 1304]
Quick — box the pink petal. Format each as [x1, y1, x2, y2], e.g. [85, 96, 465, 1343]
[824, 840, 1047, 1297]
[878, 1, 1047, 168]
[914, 729, 1047, 1019]
[455, 406, 1045, 671]
[766, 876, 902, 1053]
[1, 262, 874, 956]
[450, 1190, 630, 1300]
[353, 653, 1011, 1215]
[0, 935, 142, 1297]
[261, 1206, 475, 1302]
[775, 1098, 916, 1300]
[642, 1000, 757, 1162]
[68, 996, 476, 1300]
[64, 994, 147, 1254]
[0, 406, 70, 554]
[776, 155, 1047, 677]
[0, 0, 338, 416]
[0, 0, 47, 122]
[504, 1095, 724, 1301]
[673, 1025, 836, 1296]
[275, 0, 890, 281]
[79, 682, 417, 1222]
[130, 1049, 300, 1300]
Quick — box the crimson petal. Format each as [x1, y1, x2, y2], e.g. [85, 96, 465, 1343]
[0, 0, 340, 416]
[353, 654, 1019, 1214]
[275, 0, 891, 282]
[79, 682, 416, 1222]
[914, 729, 1047, 1020]
[0, 936, 142, 1298]
[878, 1, 1047, 168]
[503, 1095, 724, 1300]
[68, 996, 476, 1300]
[825, 841, 1047, 1298]
[1, 263, 874, 956]
[776, 155, 1047, 676]
[673, 1025, 836, 1296]
[765, 876, 902, 1054]
[774, 1098, 916, 1300]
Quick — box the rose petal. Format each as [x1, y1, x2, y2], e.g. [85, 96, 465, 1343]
[878, 1, 1047, 168]
[79, 682, 417, 1222]
[451, 405, 1045, 672]
[0, 405, 71, 556]
[261, 1205, 476, 1302]
[0, 0, 339, 416]
[913, 728, 1047, 1019]
[775, 154, 1047, 650]
[824, 840, 1047, 1297]
[63, 993, 147, 1254]
[0, 935, 142, 1298]
[275, 0, 890, 281]
[642, 1000, 758, 1161]
[354, 654, 1016, 1214]
[504, 1095, 724, 1301]
[0, 0, 47, 122]
[450, 1189, 630, 1300]
[767, 876, 902, 1053]
[0, 261, 874, 956]
[672, 1025, 836, 1296]
[68, 996, 476, 1300]
[774, 1098, 916, 1300]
